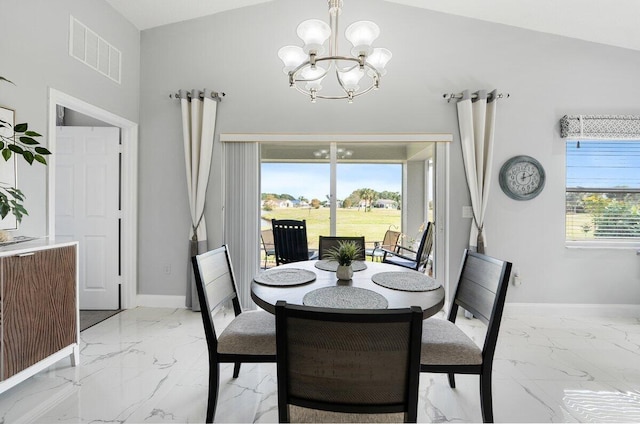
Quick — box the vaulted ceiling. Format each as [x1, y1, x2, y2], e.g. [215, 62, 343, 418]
[106, 0, 640, 51]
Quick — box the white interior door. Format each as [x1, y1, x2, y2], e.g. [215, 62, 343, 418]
[55, 126, 120, 310]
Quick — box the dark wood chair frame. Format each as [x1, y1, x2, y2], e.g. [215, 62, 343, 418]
[192, 246, 277, 423]
[318, 235, 366, 261]
[420, 249, 512, 423]
[271, 219, 316, 265]
[275, 301, 423, 423]
[382, 221, 435, 271]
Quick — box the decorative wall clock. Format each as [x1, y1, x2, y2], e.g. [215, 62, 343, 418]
[499, 155, 545, 200]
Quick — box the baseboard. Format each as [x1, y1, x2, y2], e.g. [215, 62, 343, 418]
[504, 303, 640, 318]
[136, 294, 187, 308]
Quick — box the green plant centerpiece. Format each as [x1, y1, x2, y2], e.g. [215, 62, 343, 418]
[323, 240, 363, 280]
[0, 76, 51, 226]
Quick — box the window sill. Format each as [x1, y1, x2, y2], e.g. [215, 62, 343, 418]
[565, 240, 640, 250]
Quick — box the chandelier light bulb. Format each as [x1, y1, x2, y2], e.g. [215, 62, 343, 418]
[339, 66, 364, 91]
[297, 19, 331, 54]
[301, 66, 327, 92]
[345, 21, 380, 57]
[278, 46, 307, 74]
[366, 48, 392, 76]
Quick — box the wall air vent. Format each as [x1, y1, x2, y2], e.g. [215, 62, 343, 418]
[69, 16, 121, 84]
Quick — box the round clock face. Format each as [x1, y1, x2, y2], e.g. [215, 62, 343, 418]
[499, 155, 545, 200]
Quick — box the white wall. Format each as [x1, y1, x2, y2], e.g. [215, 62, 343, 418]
[0, 0, 140, 237]
[138, 0, 640, 304]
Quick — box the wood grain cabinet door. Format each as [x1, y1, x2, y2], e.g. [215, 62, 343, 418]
[1, 246, 77, 380]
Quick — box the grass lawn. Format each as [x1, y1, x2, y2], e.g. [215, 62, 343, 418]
[262, 207, 402, 250]
[566, 212, 595, 240]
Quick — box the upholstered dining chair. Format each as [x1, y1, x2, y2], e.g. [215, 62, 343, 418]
[318, 235, 366, 261]
[192, 245, 277, 423]
[366, 229, 401, 261]
[275, 301, 423, 423]
[420, 249, 512, 423]
[383, 222, 434, 272]
[271, 219, 318, 265]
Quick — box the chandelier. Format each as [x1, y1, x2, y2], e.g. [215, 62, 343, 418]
[313, 148, 353, 159]
[278, 0, 391, 103]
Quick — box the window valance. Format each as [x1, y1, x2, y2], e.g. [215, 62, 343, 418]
[560, 115, 640, 139]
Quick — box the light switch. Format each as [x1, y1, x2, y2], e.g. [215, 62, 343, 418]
[462, 206, 473, 218]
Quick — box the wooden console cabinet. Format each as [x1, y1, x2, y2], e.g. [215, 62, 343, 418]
[0, 241, 79, 393]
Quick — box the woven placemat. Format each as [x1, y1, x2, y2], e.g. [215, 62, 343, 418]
[254, 268, 316, 286]
[303, 286, 388, 309]
[371, 271, 440, 292]
[314, 260, 368, 272]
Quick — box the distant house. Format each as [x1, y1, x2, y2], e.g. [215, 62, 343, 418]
[374, 199, 398, 209]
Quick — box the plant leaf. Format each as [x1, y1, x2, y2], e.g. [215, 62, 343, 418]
[0, 76, 15, 85]
[34, 154, 47, 165]
[23, 131, 41, 137]
[2, 149, 11, 161]
[0, 141, 3, 150]
[14, 123, 27, 133]
[8, 144, 24, 154]
[23, 151, 34, 164]
[19, 136, 39, 145]
[34, 146, 51, 155]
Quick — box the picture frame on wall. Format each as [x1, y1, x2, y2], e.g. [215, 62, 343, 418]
[0, 105, 18, 230]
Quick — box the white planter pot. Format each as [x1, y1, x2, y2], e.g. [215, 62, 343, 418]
[336, 264, 353, 280]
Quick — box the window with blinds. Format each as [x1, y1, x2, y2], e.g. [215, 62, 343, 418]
[566, 140, 640, 241]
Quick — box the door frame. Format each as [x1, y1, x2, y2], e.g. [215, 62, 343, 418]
[47, 88, 138, 309]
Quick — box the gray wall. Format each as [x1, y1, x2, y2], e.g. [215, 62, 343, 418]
[0, 0, 139, 236]
[139, 0, 640, 304]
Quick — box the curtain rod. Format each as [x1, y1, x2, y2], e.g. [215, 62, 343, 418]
[169, 89, 225, 102]
[442, 92, 510, 103]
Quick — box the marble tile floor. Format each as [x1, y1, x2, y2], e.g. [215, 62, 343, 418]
[0, 306, 639, 423]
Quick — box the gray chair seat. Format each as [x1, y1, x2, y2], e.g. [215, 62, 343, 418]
[420, 318, 482, 365]
[217, 310, 276, 355]
[290, 406, 404, 423]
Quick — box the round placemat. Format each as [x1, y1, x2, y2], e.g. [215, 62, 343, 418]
[303, 286, 388, 309]
[254, 268, 316, 286]
[371, 271, 440, 292]
[314, 260, 368, 272]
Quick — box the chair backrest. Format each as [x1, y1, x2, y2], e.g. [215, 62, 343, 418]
[192, 245, 242, 352]
[450, 249, 512, 362]
[414, 222, 435, 270]
[276, 301, 423, 422]
[261, 228, 275, 253]
[271, 219, 311, 265]
[318, 236, 366, 261]
[381, 229, 402, 252]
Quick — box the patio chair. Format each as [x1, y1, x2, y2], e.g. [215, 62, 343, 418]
[420, 249, 512, 423]
[383, 222, 434, 272]
[276, 301, 423, 423]
[365, 229, 401, 261]
[271, 219, 318, 265]
[261, 228, 276, 268]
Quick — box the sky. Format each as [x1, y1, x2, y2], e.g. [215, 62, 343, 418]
[566, 141, 640, 189]
[261, 163, 402, 201]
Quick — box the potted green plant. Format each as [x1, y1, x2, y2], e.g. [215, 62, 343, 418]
[323, 240, 363, 280]
[0, 76, 51, 227]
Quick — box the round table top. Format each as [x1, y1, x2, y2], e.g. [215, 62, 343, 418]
[251, 260, 445, 319]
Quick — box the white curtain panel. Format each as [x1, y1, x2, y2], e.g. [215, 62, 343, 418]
[180, 89, 218, 310]
[457, 89, 497, 253]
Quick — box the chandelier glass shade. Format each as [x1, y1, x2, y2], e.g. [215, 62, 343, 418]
[278, 0, 391, 103]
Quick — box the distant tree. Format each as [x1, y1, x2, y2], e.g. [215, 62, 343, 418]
[379, 191, 401, 203]
[343, 198, 352, 208]
[357, 188, 378, 211]
[280, 193, 295, 201]
[310, 198, 321, 209]
[298, 196, 308, 203]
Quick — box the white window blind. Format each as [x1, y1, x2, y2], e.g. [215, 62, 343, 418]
[565, 140, 640, 241]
